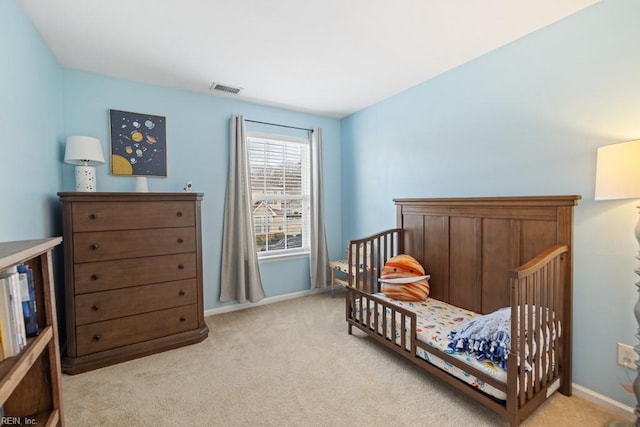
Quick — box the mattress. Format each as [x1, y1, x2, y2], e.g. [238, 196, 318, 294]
[354, 295, 509, 400]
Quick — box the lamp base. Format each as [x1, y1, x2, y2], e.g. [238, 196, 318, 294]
[135, 177, 149, 192]
[75, 165, 97, 192]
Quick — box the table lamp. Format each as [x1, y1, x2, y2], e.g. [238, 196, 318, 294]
[64, 136, 105, 192]
[595, 139, 640, 426]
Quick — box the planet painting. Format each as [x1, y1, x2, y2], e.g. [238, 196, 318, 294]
[110, 109, 167, 176]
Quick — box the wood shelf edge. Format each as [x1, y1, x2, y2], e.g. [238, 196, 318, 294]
[0, 326, 53, 404]
[0, 238, 62, 271]
[44, 408, 60, 427]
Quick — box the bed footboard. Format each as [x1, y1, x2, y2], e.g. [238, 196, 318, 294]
[507, 244, 569, 422]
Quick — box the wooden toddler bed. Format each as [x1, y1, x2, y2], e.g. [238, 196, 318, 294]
[345, 195, 580, 426]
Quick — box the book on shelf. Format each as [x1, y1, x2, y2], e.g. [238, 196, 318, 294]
[7, 268, 27, 351]
[17, 264, 38, 338]
[0, 267, 27, 358]
[0, 276, 14, 359]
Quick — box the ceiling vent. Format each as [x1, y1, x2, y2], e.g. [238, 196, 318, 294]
[210, 82, 242, 94]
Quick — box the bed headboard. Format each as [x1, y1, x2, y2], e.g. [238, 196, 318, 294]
[394, 195, 581, 314]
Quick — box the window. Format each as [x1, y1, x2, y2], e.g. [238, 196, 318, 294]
[247, 133, 310, 257]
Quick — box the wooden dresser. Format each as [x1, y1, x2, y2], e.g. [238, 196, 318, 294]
[58, 192, 208, 374]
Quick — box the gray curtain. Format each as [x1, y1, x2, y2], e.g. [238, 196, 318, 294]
[220, 115, 266, 303]
[310, 128, 329, 289]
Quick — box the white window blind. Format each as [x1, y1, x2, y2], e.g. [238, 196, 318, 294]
[247, 134, 310, 255]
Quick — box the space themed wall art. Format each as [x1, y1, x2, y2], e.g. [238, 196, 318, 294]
[109, 109, 167, 177]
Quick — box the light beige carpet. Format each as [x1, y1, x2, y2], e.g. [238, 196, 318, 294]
[62, 290, 631, 426]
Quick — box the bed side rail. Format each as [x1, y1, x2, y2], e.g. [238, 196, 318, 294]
[345, 285, 416, 356]
[507, 244, 568, 413]
[347, 228, 403, 293]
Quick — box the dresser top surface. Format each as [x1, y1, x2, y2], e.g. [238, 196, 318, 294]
[58, 192, 204, 202]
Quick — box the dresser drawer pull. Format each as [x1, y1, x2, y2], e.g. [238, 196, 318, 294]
[90, 243, 99, 250]
[180, 316, 186, 322]
[90, 274, 100, 281]
[178, 290, 186, 296]
[178, 264, 185, 270]
[177, 238, 184, 244]
[91, 304, 100, 311]
[176, 211, 183, 217]
[92, 335, 101, 341]
[88, 213, 97, 220]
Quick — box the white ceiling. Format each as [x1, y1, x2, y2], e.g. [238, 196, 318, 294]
[19, 0, 597, 119]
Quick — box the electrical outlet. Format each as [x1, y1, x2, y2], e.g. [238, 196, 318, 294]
[617, 343, 638, 369]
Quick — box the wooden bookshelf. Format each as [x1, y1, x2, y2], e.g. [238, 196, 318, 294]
[0, 238, 63, 426]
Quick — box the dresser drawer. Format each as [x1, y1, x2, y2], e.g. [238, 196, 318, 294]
[74, 252, 196, 294]
[73, 227, 196, 262]
[75, 279, 197, 325]
[75, 304, 198, 356]
[72, 201, 195, 232]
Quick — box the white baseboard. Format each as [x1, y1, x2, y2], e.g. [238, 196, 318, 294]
[572, 383, 635, 421]
[204, 287, 330, 317]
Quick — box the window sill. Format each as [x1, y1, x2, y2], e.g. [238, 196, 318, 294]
[258, 251, 310, 263]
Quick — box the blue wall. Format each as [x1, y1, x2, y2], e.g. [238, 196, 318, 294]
[61, 71, 343, 310]
[341, 0, 640, 408]
[0, 0, 64, 241]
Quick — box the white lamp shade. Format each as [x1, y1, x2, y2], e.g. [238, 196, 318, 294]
[595, 139, 640, 201]
[64, 136, 105, 166]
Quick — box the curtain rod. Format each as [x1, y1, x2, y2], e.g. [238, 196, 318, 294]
[245, 119, 313, 132]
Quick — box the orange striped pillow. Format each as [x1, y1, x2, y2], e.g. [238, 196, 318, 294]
[380, 254, 430, 301]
